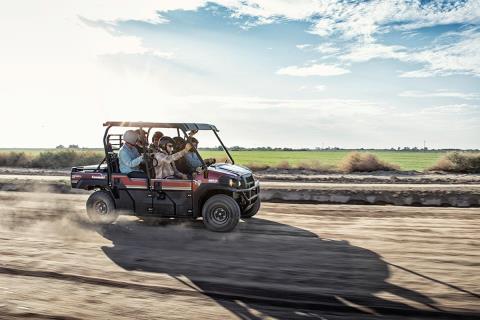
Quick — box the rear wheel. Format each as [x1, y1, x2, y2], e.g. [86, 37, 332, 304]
[241, 199, 261, 219]
[202, 195, 240, 232]
[86, 190, 118, 224]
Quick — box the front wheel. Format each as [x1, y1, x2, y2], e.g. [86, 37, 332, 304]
[86, 190, 118, 224]
[241, 199, 261, 219]
[202, 195, 240, 232]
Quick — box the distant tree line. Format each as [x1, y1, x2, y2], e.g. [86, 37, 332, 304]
[55, 144, 479, 152]
[199, 146, 480, 152]
[56, 144, 80, 149]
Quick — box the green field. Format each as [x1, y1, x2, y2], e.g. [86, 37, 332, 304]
[0, 149, 446, 171]
[198, 150, 445, 171]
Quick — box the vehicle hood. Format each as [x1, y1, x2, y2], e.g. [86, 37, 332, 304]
[208, 163, 252, 177]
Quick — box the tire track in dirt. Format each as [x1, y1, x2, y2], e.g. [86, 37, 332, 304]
[1, 266, 477, 319]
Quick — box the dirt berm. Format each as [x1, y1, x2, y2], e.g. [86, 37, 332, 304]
[0, 174, 479, 207]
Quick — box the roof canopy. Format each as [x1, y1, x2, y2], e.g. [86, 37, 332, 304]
[103, 122, 218, 132]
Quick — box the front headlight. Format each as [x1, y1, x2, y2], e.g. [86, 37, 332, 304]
[228, 178, 242, 188]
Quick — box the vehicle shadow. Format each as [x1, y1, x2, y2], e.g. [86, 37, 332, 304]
[98, 217, 456, 319]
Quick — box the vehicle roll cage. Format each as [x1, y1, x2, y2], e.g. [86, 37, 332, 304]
[102, 122, 235, 183]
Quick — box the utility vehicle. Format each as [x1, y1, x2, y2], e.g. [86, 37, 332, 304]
[71, 122, 260, 232]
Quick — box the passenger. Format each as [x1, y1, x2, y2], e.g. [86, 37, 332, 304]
[154, 136, 191, 179]
[185, 137, 216, 174]
[149, 131, 164, 152]
[172, 136, 186, 152]
[134, 128, 148, 153]
[119, 130, 147, 178]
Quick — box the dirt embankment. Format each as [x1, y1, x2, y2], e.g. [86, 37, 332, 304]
[2, 166, 480, 184]
[0, 192, 478, 319]
[1, 168, 480, 207]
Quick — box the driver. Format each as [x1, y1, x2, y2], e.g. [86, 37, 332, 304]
[185, 137, 216, 174]
[119, 130, 147, 178]
[154, 136, 192, 179]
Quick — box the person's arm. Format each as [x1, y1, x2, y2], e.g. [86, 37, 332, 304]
[155, 149, 187, 165]
[155, 144, 192, 165]
[119, 148, 143, 168]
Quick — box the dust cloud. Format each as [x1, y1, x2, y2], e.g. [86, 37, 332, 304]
[0, 189, 95, 241]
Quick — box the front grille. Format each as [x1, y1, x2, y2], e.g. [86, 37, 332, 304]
[242, 174, 255, 189]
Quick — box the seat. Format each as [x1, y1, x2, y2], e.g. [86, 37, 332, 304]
[108, 152, 120, 173]
[175, 157, 189, 175]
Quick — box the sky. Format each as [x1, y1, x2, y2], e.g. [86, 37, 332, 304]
[1, 0, 479, 149]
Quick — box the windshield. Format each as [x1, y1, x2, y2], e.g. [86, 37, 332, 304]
[188, 129, 234, 166]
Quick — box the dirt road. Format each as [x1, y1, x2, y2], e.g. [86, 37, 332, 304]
[0, 191, 478, 319]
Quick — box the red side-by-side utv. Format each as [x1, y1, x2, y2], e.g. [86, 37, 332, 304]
[71, 122, 260, 232]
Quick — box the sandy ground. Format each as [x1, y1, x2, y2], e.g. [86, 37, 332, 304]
[0, 191, 478, 319]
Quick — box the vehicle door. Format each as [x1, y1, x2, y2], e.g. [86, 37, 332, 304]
[111, 174, 153, 214]
[151, 179, 193, 216]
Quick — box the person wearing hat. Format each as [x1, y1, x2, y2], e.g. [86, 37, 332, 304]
[154, 136, 192, 179]
[134, 128, 148, 153]
[119, 130, 147, 178]
[148, 131, 164, 152]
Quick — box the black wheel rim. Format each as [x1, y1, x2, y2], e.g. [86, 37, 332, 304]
[94, 200, 108, 215]
[209, 206, 229, 225]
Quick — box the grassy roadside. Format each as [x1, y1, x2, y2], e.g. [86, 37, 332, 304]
[0, 149, 448, 171]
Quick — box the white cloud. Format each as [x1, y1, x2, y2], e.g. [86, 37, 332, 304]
[219, 0, 322, 21]
[419, 104, 480, 116]
[309, 18, 338, 37]
[315, 43, 340, 54]
[224, 0, 480, 42]
[221, 1, 480, 77]
[276, 63, 350, 77]
[400, 28, 480, 77]
[296, 44, 312, 50]
[337, 28, 480, 77]
[399, 90, 480, 100]
[340, 43, 407, 62]
[315, 85, 326, 91]
[397, 69, 436, 78]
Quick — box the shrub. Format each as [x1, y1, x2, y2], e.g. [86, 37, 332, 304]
[295, 160, 337, 172]
[0, 152, 32, 167]
[339, 152, 400, 173]
[244, 162, 270, 171]
[276, 160, 292, 169]
[429, 152, 480, 173]
[29, 150, 104, 169]
[214, 156, 229, 164]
